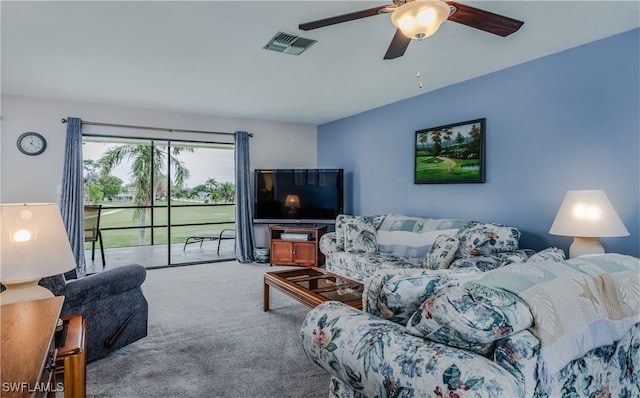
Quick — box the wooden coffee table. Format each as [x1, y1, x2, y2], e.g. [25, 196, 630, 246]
[263, 267, 363, 311]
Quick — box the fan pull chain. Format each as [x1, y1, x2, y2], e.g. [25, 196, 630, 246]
[416, 36, 425, 89]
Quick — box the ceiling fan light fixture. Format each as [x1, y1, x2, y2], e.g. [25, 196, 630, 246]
[391, 0, 450, 39]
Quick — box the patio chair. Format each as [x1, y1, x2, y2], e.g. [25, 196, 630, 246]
[183, 228, 236, 254]
[84, 204, 106, 265]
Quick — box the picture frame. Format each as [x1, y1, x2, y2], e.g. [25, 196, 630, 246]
[414, 118, 485, 184]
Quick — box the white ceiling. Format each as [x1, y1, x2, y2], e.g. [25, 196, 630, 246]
[2, 1, 638, 125]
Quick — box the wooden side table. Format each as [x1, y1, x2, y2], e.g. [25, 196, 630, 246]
[1, 296, 63, 398]
[50, 315, 86, 398]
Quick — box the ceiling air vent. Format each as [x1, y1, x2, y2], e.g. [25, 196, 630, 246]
[263, 32, 317, 56]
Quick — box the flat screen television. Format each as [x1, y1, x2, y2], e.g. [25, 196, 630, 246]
[254, 169, 344, 224]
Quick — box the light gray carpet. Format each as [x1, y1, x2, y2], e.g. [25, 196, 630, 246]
[84, 261, 330, 398]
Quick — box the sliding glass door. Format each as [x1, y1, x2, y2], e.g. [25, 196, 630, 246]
[167, 142, 236, 265]
[82, 136, 235, 269]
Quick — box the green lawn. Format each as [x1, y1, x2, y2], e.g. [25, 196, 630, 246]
[90, 201, 235, 248]
[415, 156, 481, 182]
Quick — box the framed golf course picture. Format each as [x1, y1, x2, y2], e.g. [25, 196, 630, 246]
[414, 118, 485, 184]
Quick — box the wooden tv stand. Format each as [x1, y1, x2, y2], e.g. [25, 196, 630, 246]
[269, 225, 327, 267]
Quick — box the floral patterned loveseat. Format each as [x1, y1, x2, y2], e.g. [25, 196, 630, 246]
[301, 253, 640, 398]
[320, 213, 553, 284]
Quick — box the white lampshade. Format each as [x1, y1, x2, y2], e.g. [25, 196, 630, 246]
[391, 0, 450, 40]
[549, 190, 629, 258]
[1, 203, 76, 304]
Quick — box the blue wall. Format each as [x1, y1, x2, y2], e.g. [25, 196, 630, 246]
[318, 29, 639, 257]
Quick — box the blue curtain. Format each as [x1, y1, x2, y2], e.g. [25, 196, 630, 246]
[60, 117, 85, 278]
[234, 131, 255, 263]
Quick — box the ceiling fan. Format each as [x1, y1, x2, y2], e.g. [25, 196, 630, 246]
[299, 0, 524, 60]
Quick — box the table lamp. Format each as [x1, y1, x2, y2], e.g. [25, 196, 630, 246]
[549, 190, 629, 258]
[285, 195, 300, 216]
[0, 203, 76, 305]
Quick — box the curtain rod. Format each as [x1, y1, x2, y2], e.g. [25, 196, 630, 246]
[61, 118, 252, 137]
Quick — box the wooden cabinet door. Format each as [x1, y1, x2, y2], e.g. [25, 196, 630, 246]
[271, 241, 294, 264]
[293, 242, 317, 266]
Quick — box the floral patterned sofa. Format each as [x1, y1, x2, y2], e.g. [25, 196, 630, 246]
[320, 213, 560, 283]
[301, 253, 640, 398]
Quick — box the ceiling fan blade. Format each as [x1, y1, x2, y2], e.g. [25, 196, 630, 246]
[383, 29, 412, 60]
[446, 2, 524, 37]
[299, 5, 392, 31]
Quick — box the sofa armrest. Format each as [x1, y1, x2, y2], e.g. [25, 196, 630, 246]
[494, 330, 540, 398]
[62, 264, 146, 307]
[301, 301, 523, 398]
[320, 232, 340, 255]
[363, 268, 482, 324]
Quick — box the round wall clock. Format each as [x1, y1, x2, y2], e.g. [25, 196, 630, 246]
[17, 132, 47, 156]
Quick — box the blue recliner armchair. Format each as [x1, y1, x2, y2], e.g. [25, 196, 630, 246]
[39, 264, 148, 362]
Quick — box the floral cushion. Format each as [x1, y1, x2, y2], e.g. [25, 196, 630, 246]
[377, 214, 469, 259]
[527, 247, 565, 262]
[455, 221, 521, 258]
[320, 233, 338, 254]
[334, 214, 386, 251]
[449, 249, 534, 272]
[363, 268, 482, 324]
[405, 283, 533, 355]
[494, 330, 540, 390]
[344, 223, 377, 254]
[326, 251, 424, 284]
[424, 234, 459, 269]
